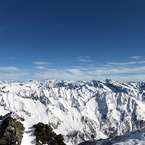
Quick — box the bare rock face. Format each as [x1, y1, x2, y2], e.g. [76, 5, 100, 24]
[33, 122, 66, 145]
[0, 117, 24, 145]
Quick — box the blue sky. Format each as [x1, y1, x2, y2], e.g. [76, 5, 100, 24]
[0, 0, 145, 81]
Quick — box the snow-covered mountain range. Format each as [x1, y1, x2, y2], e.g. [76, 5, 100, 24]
[0, 79, 145, 145]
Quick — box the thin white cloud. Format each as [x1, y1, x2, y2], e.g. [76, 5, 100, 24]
[34, 69, 75, 80]
[32, 65, 145, 82]
[76, 56, 92, 62]
[107, 61, 145, 65]
[0, 67, 18, 71]
[102, 65, 111, 67]
[1, 62, 145, 82]
[89, 66, 145, 75]
[88, 64, 96, 67]
[34, 71, 94, 81]
[0, 72, 29, 80]
[33, 67, 145, 82]
[35, 66, 45, 69]
[77, 56, 91, 58]
[85, 56, 91, 58]
[79, 59, 92, 62]
[130, 56, 141, 59]
[34, 62, 48, 65]
[66, 69, 83, 75]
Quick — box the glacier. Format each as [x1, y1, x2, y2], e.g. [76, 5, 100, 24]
[0, 79, 145, 144]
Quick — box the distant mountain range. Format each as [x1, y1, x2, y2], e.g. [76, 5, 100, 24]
[0, 79, 145, 145]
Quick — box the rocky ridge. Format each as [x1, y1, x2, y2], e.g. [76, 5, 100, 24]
[0, 113, 24, 145]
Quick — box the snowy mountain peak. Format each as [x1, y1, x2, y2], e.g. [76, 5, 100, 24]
[0, 79, 145, 144]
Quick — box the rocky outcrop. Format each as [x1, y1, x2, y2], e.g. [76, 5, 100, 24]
[0, 117, 24, 145]
[33, 122, 66, 145]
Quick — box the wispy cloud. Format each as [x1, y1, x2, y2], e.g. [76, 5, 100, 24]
[76, 56, 92, 63]
[1, 60, 145, 82]
[102, 65, 111, 67]
[32, 65, 145, 81]
[34, 62, 48, 65]
[85, 56, 91, 58]
[130, 56, 141, 59]
[89, 66, 145, 75]
[0, 66, 30, 80]
[0, 72, 29, 80]
[79, 59, 92, 62]
[107, 61, 145, 65]
[33, 69, 94, 81]
[35, 66, 45, 69]
[0, 67, 18, 71]
[66, 69, 83, 75]
[0, 66, 145, 82]
[34, 69, 75, 80]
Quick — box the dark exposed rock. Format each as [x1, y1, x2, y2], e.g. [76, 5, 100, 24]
[33, 122, 66, 145]
[0, 117, 24, 145]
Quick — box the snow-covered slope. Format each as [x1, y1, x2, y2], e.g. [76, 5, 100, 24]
[0, 79, 145, 144]
[79, 127, 145, 145]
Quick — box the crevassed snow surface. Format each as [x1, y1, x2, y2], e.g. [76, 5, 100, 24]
[0, 79, 145, 144]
